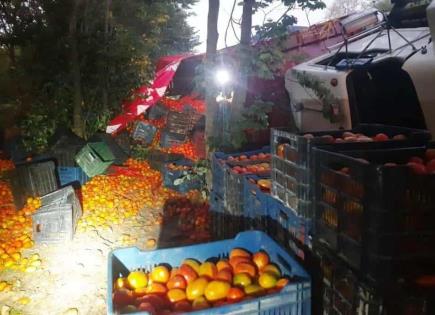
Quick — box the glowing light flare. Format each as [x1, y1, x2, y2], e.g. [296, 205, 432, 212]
[215, 69, 231, 86]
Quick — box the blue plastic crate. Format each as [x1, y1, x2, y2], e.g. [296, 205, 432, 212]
[107, 231, 311, 315]
[211, 146, 270, 200]
[210, 190, 225, 214]
[268, 197, 313, 249]
[131, 122, 157, 145]
[209, 191, 227, 239]
[57, 167, 89, 187]
[163, 160, 202, 193]
[243, 175, 271, 232]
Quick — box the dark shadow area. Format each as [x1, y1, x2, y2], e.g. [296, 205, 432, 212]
[347, 59, 427, 129]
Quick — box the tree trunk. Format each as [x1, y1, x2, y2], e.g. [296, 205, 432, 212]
[102, 0, 112, 111]
[231, 0, 254, 120]
[205, 0, 220, 154]
[69, 0, 85, 137]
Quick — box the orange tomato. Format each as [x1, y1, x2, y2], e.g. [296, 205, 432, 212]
[216, 269, 233, 283]
[166, 275, 187, 290]
[114, 277, 129, 290]
[258, 272, 278, 289]
[179, 264, 198, 284]
[186, 277, 209, 301]
[204, 280, 231, 302]
[229, 248, 251, 260]
[244, 284, 265, 296]
[261, 264, 281, 278]
[173, 300, 192, 312]
[146, 282, 167, 294]
[167, 288, 187, 303]
[182, 259, 201, 274]
[198, 262, 218, 279]
[233, 273, 252, 287]
[127, 271, 148, 289]
[229, 256, 251, 269]
[276, 278, 290, 289]
[227, 287, 245, 302]
[252, 251, 270, 271]
[150, 266, 170, 284]
[234, 262, 257, 278]
[192, 296, 210, 310]
[216, 259, 231, 272]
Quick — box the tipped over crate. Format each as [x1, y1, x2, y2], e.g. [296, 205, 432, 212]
[107, 231, 311, 315]
[32, 186, 82, 243]
[8, 160, 58, 209]
[75, 142, 115, 177]
[131, 121, 157, 145]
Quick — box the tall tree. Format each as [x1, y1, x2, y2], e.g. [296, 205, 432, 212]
[204, 0, 220, 154]
[0, 0, 199, 151]
[69, 0, 85, 137]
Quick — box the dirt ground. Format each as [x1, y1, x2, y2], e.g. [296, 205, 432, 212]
[0, 206, 196, 315]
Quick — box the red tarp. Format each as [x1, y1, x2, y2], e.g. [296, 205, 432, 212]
[106, 54, 195, 134]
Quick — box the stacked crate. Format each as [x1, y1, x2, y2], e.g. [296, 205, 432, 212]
[313, 145, 435, 289]
[7, 160, 59, 209]
[210, 147, 270, 239]
[270, 124, 431, 249]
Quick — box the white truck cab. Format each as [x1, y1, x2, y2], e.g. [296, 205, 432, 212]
[285, 0, 435, 136]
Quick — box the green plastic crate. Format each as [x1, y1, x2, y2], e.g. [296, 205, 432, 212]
[75, 142, 115, 177]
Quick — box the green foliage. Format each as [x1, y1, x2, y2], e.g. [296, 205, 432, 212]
[0, 0, 199, 146]
[295, 71, 343, 123]
[130, 144, 151, 160]
[208, 99, 273, 151]
[19, 106, 60, 153]
[248, 43, 285, 80]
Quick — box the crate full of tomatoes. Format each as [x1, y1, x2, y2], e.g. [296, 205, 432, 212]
[211, 146, 269, 199]
[108, 231, 311, 315]
[313, 145, 435, 287]
[271, 124, 431, 219]
[224, 152, 271, 217]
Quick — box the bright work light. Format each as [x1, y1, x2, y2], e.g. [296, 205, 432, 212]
[215, 69, 231, 85]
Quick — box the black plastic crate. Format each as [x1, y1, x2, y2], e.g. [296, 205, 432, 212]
[48, 129, 86, 167]
[147, 103, 168, 120]
[147, 150, 184, 172]
[313, 145, 435, 287]
[113, 131, 131, 155]
[317, 246, 435, 315]
[32, 186, 82, 243]
[159, 130, 187, 148]
[271, 124, 431, 219]
[8, 160, 59, 209]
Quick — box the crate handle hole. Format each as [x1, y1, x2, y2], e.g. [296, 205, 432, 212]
[36, 224, 42, 233]
[279, 210, 288, 226]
